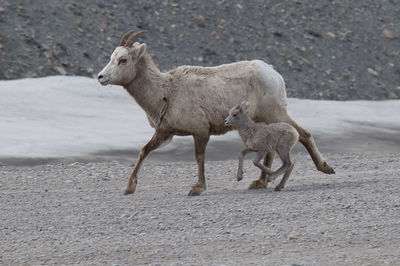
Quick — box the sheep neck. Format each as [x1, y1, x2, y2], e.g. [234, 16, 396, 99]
[124, 53, 171, 128]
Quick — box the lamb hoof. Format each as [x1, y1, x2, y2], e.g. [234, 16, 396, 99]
[274, 186, 283, 191]
[248, 180, 268, 190]
[320, 161, 335, 174]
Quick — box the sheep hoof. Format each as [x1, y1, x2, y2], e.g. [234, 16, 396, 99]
[123, 184, 136, 195]
[123, 189, 134, 195]
[188, 184, 205, 196]
[274, 185, 283, 191]
[188, 190, 200, 196]
[319, 161, 335, 174]
[248, 179, 268, 189]
[237, 175, 243, 182]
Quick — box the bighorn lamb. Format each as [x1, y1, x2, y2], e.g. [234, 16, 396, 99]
[97, 30, 335, 196]
[225, 102, 299, 191]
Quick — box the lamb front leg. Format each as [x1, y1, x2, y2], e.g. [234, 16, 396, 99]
[237, 148, 252, 181]
[249, 151, 274, 189]
[252, 151, 274, 176]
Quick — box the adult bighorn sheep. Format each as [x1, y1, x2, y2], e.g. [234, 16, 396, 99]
[97, 30, 335, 196]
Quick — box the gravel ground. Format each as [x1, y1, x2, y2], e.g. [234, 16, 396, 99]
[1, 153, 400, 265]
[1, 0, 399, 100]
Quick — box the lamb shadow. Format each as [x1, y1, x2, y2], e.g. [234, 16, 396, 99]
[277, 178, 381, 193]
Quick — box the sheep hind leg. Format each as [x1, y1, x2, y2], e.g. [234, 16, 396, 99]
[249, 151, 274, 189]
[188, 135, 209, 196]
[124, 131, 173, 195]
[286, 117, 335, 174]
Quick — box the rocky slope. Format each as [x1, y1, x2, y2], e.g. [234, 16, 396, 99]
[0, 0, 399, 100]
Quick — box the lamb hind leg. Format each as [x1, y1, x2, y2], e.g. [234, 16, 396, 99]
[249, 151, 274, 189]
[124, 131, 173, 195]
[275, 162, 294, 191]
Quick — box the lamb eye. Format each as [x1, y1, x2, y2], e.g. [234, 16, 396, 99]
[233, 114, 237, 117]
[118, 58, 127, 65]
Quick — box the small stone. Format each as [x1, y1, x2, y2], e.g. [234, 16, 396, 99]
[367, 68, 378, 77]
[0, 44, 3, 49]
[396, 86, 400, 91]
[54, 66, 67, 75]
[383, 29, 394, 40]
[101, 22, 107, 30]
[194, 15, 205, 27]
[302, 58, 312, 66]
[326, 32, 336, 38]
[0, 7, 4, 13]
[43, 51, 52, 59]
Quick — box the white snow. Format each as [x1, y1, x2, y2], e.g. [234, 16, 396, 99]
[0, 76, 399, 161]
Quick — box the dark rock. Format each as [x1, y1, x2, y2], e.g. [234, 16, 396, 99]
[0, 1, 399, 100]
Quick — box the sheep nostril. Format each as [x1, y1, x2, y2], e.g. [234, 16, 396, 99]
[98, 75, 103, 80]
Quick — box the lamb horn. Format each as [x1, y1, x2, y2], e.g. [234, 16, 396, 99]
[120, 30, 136, 46]
[125, 30, 148, 47]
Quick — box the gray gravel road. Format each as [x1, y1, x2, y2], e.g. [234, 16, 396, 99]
[1, 153, 400, 265]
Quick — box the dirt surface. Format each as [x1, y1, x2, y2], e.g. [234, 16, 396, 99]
[1, 0, 399, 100]
[1, 153, 399, 265]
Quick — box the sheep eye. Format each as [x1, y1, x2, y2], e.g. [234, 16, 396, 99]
[233, 114, 237, 117]
[118, 58, 127, 65]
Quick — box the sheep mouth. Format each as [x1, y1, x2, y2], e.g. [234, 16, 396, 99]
[99, 79, 109, 86]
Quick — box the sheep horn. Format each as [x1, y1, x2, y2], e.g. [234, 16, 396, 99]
[120, 30, 136, 46]
[125, 30, 148, 47]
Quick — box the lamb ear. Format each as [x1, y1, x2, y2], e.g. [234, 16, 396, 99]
[134, 43, 147, 58]
[240, 101, 250, 112]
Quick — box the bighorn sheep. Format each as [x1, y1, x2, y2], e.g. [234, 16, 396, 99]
[97, 30, 335, 196]
[225, 102, 299, 191]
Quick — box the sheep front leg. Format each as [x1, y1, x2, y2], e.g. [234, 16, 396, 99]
[237, 148, 252, 181]
[188, 135, 209, 196]
[124, 131, 172, 195]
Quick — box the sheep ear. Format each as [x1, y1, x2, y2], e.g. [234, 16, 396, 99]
[134, 43, 147, 58]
